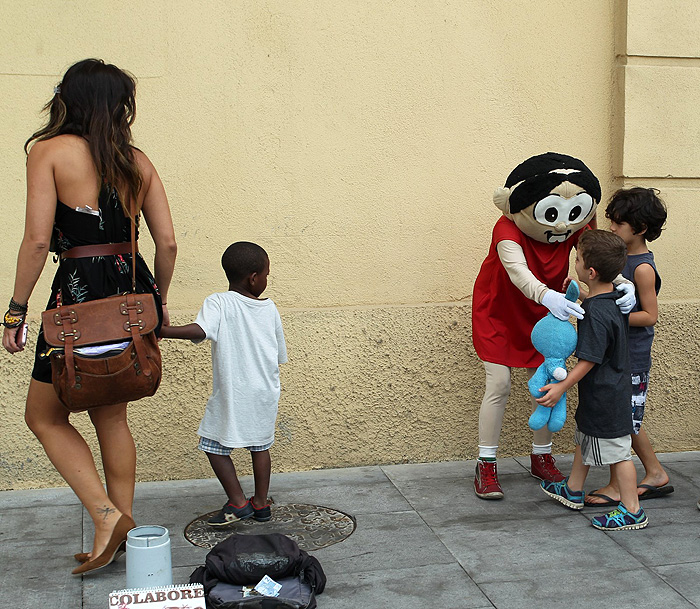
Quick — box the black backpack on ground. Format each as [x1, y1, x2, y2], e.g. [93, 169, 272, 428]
[190, 533, 326, 609]
[206, 577, 315, 609]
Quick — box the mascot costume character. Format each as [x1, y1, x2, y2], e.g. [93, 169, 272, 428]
[471, 152, 635, 500]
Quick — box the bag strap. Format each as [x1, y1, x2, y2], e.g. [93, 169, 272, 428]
[129, 194, 137, 293]
[123, 195, 155, 378]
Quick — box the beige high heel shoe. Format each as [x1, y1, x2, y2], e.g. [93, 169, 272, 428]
[74, 539, 126, 563]
[72, 515, 134, 575]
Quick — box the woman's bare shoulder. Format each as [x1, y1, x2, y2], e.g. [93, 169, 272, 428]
[28, 135, 87, 160]
[132, 147, 157, 179]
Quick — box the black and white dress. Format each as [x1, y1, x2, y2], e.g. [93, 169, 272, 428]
[32, 184, 162, 383]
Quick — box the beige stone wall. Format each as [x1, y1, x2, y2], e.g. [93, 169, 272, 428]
[613, 0, 700, 455]
[1, 1, 696, 489]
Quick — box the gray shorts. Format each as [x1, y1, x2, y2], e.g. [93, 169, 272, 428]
[574, 428, 631, 466]
[198, 436, 273, 455]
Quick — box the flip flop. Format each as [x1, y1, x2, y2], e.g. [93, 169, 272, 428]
[638, 484, 674, 500]
[584, 492, 619, 507]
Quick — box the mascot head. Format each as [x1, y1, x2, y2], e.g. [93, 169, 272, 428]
[493, 152, 600, 244]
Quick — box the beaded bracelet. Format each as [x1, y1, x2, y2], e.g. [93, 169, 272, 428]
[3, 309, 26, 329]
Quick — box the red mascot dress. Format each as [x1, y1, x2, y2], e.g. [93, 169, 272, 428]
[471, 152, 607, 500]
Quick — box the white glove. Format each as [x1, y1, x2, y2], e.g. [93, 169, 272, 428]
[615, 282, 636, 314]
[541, 290, 585, 321]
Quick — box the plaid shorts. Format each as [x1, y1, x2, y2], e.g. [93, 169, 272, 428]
[198, 436, 273, 455]
[575, 428, 632, 467]
[631, 371, 650, 435]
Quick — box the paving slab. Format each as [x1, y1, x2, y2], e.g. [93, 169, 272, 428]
[321, 564, 493, 609]
[314, 510, 455, 576]
[385, 458, 578, 524]
[652, 562, 700, 607]
[478, 565, 697, 609]
[0, 502, 82, 543]
[0, 453, 698, 609]
[0, 535, 84, 609]
[0, 484, 79, 508]
[430, 511, 646, 584]
[595, 510, 700, 568]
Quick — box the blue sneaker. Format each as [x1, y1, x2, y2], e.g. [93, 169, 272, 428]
[591, 504, 648, 531]
[540, 478, 584, 510]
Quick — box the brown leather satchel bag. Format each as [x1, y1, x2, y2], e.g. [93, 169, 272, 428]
[41, 206, 162, 412]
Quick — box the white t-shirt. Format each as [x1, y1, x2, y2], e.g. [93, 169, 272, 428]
[193, 291, 287, 448]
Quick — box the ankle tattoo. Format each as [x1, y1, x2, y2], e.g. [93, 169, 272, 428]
[97, 506, 116, 521]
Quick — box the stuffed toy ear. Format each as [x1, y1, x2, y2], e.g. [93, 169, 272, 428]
[565, 279, 580, 302]
[493, 187, 511, 213]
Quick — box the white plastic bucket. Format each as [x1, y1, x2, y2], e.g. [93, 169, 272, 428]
[125, 525, 172, 588]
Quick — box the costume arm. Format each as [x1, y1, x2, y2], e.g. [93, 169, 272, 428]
[612, 274, 632, 287]
[496, 240, 549, 303]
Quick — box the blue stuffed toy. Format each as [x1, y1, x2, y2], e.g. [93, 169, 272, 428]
[527, 280, 580, 433]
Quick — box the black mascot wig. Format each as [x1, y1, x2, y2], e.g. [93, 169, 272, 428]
[505, 152, 601, 214]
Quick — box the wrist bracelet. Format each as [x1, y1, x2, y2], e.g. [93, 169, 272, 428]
[3, 309, 26, 329]
[9, 298, 28, 313]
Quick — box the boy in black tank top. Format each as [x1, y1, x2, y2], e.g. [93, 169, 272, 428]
[584, 188, 672, 508]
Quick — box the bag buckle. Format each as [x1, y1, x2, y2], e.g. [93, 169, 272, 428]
[120, 301, 144, 315]
[54, 310, 78, 325]
[124, 320, 146, 332]
[59, 329, 81, 342]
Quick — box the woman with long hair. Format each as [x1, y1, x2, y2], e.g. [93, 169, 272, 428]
[2, 59, 177, 575]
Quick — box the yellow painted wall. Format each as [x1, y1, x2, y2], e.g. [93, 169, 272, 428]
[1, 1, 696, 489]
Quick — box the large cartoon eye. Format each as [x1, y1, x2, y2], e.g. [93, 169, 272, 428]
[533, 193, 594, 227]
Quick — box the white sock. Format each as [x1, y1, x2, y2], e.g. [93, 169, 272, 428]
[532, 443, 552, 455]
[478, 445, 498, 460]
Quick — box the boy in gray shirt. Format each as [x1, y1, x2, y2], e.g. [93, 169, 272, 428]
[535, 230, 647, 530]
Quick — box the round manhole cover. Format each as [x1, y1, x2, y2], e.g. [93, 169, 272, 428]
[184, 502, 356, 551]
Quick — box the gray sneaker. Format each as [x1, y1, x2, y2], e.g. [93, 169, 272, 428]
[207, 500, 254, 526]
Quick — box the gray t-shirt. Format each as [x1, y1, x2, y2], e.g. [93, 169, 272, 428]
[193, 291, 287, 448]
[623, 252, 661, 373]
[575, 291, 633, 439]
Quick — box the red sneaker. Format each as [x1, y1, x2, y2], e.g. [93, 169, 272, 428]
[474, 459, 504, 500]
[530, 453, 565, 482]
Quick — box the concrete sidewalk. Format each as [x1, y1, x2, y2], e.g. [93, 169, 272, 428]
[1, 451, 699, 609]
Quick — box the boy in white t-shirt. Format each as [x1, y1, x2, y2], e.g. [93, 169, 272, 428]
[161, 242, 287, 525]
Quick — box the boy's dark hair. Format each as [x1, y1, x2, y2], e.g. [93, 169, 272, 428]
[605, 187, 667, 241]
[578, 230, 627, 283]
[221, 242, 268, 283]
